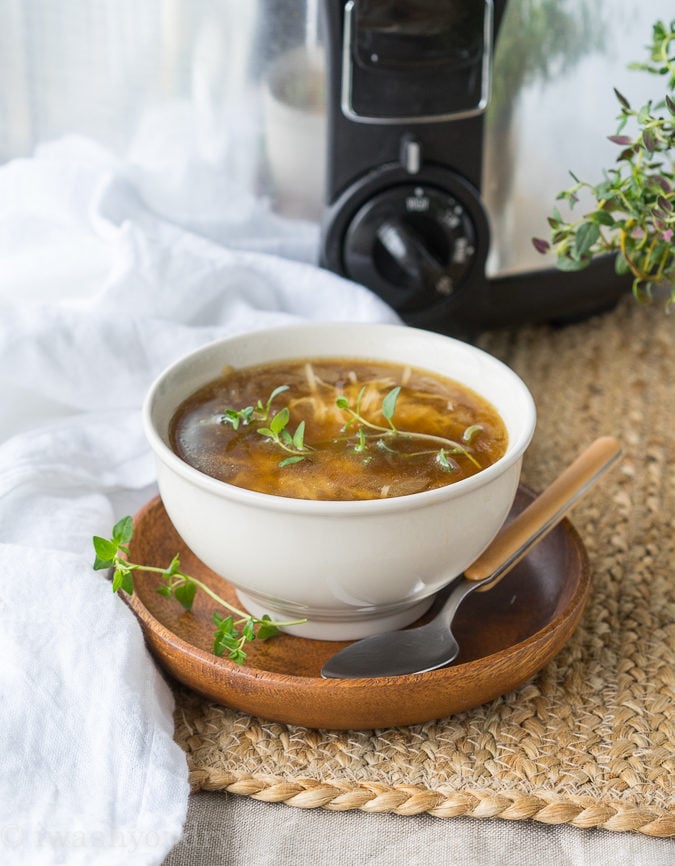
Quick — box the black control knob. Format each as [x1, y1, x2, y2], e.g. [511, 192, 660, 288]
[342, 185, 477, 314]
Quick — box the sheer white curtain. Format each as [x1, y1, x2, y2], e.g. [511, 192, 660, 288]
[1, 0, 670, 274]
[0, 0, 265, 163]
[0, 0, 169, 159]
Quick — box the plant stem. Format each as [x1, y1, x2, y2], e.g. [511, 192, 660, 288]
[127, 561, 301, 626]
[341, 406, 482, 468]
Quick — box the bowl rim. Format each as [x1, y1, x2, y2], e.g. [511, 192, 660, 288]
[142, 322, 537, 515]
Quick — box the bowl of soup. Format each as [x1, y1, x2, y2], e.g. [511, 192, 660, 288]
[143, 322, 536, 640]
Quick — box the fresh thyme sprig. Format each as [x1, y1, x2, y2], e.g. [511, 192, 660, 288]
[220, 384, 288, 430]
[221, 385, 312, 466]
[219, 383, 484, 472]
[92, 516, 302, 663]
[256, 408, 311, 467]
[533, 18, 675, 307]
[337, 386, 482, 470]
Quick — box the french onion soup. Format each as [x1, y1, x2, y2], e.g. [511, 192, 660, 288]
[169, 358, 507, 501]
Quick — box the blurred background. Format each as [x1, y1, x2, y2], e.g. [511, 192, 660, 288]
[0, 0, 671, 277]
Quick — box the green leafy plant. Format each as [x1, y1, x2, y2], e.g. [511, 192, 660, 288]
[92, 516, 301, 663]
[220, 383, 288, 431]
[221, 384, 312, 466]
[533, 19, 675, 307]
[221, 383, 485, 473]
[336, 386, 482, 471]
[256, 408, 310, 467]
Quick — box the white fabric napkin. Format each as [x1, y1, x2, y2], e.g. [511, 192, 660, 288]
[0, 137, 399, 866]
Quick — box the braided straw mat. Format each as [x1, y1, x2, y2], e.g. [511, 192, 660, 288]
[173, 297, 674, 837]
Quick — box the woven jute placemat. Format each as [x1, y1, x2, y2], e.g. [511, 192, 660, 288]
[172, 297, 674, 837]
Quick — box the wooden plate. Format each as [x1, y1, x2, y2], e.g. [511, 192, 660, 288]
[125, 488, 590, 730]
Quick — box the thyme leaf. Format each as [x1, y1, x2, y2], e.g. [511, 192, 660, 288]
[381, 386, 401, 426]
[220, 384, 484, 471]
[533, 18, 675, 308]
[335, 386, 483, 468]
[92, 517, 304, 664]
[257, 404, 312, 465]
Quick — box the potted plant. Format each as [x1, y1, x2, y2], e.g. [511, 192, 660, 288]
[533, 19, 675, 308]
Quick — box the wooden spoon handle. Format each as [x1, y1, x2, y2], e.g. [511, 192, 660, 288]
[465, 436, 622, 591]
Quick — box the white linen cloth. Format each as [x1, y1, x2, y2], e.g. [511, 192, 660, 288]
[0, 137, 399, 866]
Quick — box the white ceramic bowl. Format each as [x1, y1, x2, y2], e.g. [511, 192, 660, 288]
[143, 322, 536, 640]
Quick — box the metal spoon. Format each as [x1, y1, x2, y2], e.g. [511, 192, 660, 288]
[321, 436, 622, 679]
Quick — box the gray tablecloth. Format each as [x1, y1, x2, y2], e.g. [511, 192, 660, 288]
[162, 792, 673, 865]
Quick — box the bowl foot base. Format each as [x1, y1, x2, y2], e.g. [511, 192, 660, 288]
[236, 592, 435, 642]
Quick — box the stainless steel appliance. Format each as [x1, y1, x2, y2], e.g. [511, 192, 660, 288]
[318, 0, 630, 334]
[3, 0, 668, 333]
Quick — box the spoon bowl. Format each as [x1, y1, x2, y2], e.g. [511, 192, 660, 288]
[322, 437, 621, 679]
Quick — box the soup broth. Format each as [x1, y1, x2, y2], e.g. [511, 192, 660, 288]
[169, 358, 508, 501]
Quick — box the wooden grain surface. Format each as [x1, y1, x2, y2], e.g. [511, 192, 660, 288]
[124, 487, 590, 729]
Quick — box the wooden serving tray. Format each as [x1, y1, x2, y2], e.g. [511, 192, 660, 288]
[124, 488, 590, 730]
